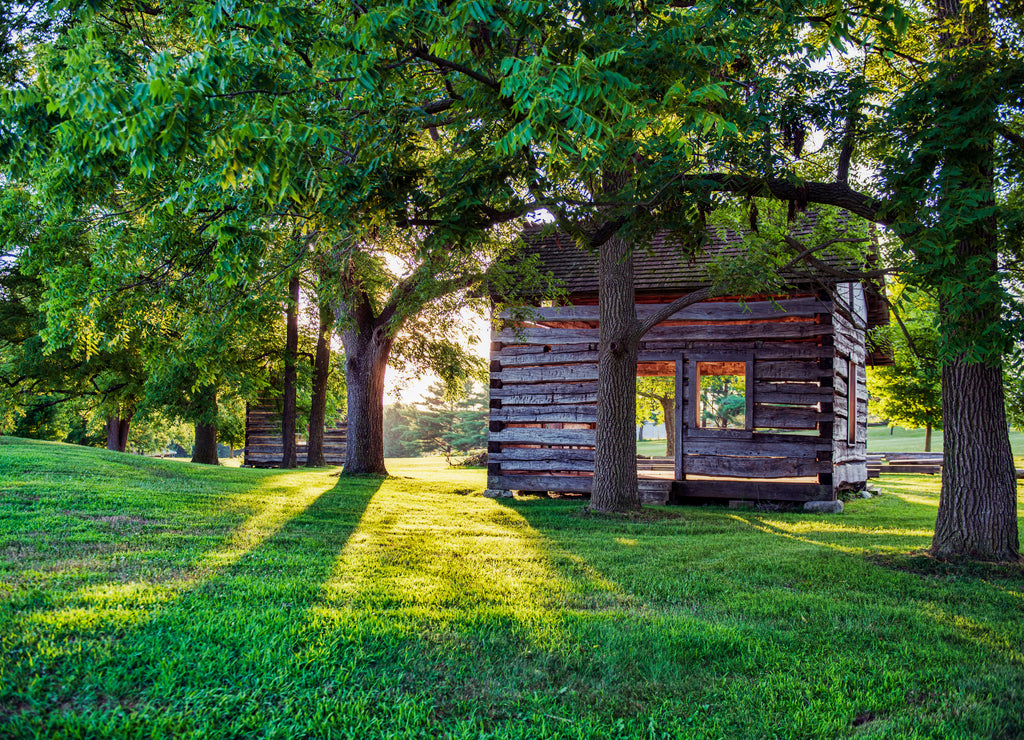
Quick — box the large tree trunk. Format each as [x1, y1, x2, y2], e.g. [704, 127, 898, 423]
[105, 409, 132, 452]
[282, 276, 300, 468]
[306, 304, 333, 468]
[928, 0, 1018, 561]
[191, 387, 219, 465]
[932, 354, 1019, 561]
[590, 228, 641, 512]
[340, 321, 393, 475]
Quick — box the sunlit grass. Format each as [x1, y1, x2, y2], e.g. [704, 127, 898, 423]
[1, 437, 1023, 738]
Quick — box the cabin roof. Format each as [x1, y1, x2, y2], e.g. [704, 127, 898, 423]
[514, 217, 890, 338]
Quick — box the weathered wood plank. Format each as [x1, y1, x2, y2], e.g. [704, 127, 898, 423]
[753, 405, 826, 429]
[488, 474, 593, 493]
[496, 365, 600, 383]
[490, 429, 597, 446]
[495, 392, 600, 406]
[755, 390, 829, 405]
[640, 342, 833, 359]
[490, 448, 596, 463]
[491, 381, 599, 398]
[755, 362, 831, 382]
[683, 436, 831, 456]
[500, 459, 595, 472]
[495, 321, 830, 346]
[682, 455, 829, 478]
[674, 480, 834, 502]
[499, 297, 827, 322]
[492, 408, 599, 424]
[498, 350, 599, 367]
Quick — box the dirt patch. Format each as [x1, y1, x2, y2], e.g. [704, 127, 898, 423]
[60, 511, 157, 535]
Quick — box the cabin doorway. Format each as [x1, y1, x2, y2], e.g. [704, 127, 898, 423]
[636, 360, 678, 482]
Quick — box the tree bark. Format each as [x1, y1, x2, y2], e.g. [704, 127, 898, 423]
[339, 311, 394, 475]
[590, 227, 641, 512]
[932, 359, 1018, 560]
[306, 303, 334, 467]
[282, 275, 300, 468]
[105, 409, 132, 452]
[191, 387, 219, 465]
[925, 424, 932, 453]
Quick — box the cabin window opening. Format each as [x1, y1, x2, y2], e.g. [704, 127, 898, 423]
[636, 361, 677, 478]
[695, 361, 747, 430]
[848, 360, 858, 444]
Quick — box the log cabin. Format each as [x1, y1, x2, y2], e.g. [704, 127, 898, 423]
[486, 221, 890, 506]
[243, 396, 347, 467]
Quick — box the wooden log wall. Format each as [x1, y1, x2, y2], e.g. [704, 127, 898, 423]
[488, 295, 846, 501]
[244, 400, 347, 467]
[830, 282, 870, 492]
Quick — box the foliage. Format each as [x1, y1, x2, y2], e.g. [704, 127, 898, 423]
[413, 381, 489, 466]
[699, 375, 746, 429]
[867, 287, 943, 433]
[1, 437, 1023, 737]
[635, 377, 673, 427]
[125, 411, 195, 456]
[383, 402, 423, 459]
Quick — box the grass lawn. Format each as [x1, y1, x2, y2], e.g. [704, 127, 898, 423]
[1, 437, 1023, 738]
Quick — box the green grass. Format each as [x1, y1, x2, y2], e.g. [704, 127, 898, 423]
[2, 436, 1023, 739]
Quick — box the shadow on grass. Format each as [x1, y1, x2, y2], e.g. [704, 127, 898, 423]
[491, 491, 1024, 736]
[2, 473, 383, 733]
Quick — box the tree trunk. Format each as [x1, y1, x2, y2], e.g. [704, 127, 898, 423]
[590, 227, 641, 512]
[191, 387, 219, 465]
[282, 276, 300, 468]
[924, 424, 932, 453]
[105, 410, 131, 452]
[660, 395, 675, 459]
[927, 0, 1018, 561]
[931, 358, 1019, 561]
[306, 304, 333, 467]
[637, 423, 644, 442]
[340, 320, 393, 475]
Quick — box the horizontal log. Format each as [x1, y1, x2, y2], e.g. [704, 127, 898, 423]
[492, 407, 598, 424]
[683, 436, 831, 456]
[674, 480, 833, 502]
[496, 392, 600, 406]
[488, 474, 593, 493]
[496, 365, 599, 383]
[640, 342, 833, 359]
[638, 480, 672, 505]
[682, 455, 829, 478]
[755, 362, 831, 382]
[495, 321, 831, 346]
[490, 381, 599, 398]
[501, 459, 595, 472]
[753, 405, 826, 429]
[490, 448, 596, 463]
[871, 464, 941, 474]
[498, 349, 599, 367]
[499, 297, 828, 323]
[755, 390, 829, 405]
[882, 452, 945, 461]
[490, 428, 596, 446]
[500, 343, 594, 355]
